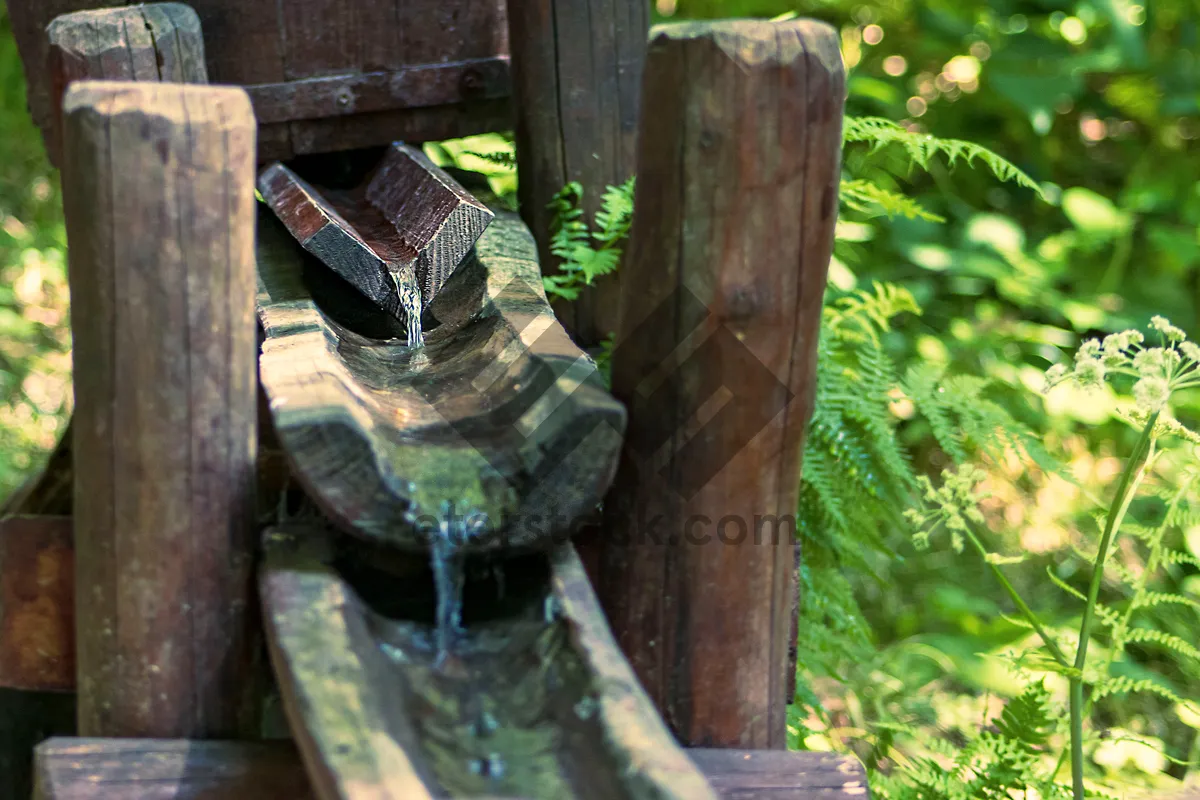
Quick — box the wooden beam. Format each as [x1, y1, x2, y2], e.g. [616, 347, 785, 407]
[61, 81, 259, 738]
[258, 144, 494, 339]
[596, 20, 846, 748]
[507, 0, 649, 346]
[34, 738, 315, 800]
[45, 4, 207, 166]
[33, 738, 871, 799]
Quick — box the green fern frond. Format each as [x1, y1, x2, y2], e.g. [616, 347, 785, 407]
[543, 178, 636, 300]
[843, 116, 1045, 199]
[1091, 675, 1184, 704]
[840, 179, 946, 222]
[994, 682, 1055, 748]
[462, 150, 517, 169]
[1122, 627, 1200, 662]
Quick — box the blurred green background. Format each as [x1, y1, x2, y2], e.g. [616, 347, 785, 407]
[3, 0, 1200, 795]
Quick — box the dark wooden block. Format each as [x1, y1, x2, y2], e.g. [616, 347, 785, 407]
[258, 143, 493, 341]
[33, 738, 871, 798]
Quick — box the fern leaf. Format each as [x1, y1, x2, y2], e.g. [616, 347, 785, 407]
[843, 116, 1045, 199]
[840, 179, 945, 222]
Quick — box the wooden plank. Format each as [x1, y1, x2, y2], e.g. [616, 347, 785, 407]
[255, 200, 624, 553]
[246, 58, 510, 124]
[31, 740, 871, 798]
[689, 750, 870, 799]
[0, 517, 74, 692]
[61, 82, 259, 738]
[34, 738, 314, 800]
[507, 0, 649, 346]
[268, 99, 514, 161]
[258, 144, 494, 339]
[596, 20, 846, 748]
[42, 4, 207, 166]
[259, 525, 715, 800]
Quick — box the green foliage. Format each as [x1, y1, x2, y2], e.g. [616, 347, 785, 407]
[0, 6, 71, 499]
[873, 684, 1074, 800]
[843, 116, 1045, 199]
[543, 177, 635, 301]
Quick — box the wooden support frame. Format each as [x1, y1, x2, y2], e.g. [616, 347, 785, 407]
[507, 0, 650, 346]
[61, 81, 259, 738]
[597, 20, 846, 749]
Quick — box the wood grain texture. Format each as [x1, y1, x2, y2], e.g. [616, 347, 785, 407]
[61, 82, 259, 738]
[507, 0, 649, 346]
[259, 144, 494, 330]
[41, 4, 207, 166]
[597, 20, 846, 749]
[10, 0, 512, 161]
[33, 738, 315, 800]
[0, 517, 74, 692]
[28, 736, 871, 798]
[260, 524, 715, 800]
[689, 749, 870, 799]
[255, 201, 624, 553]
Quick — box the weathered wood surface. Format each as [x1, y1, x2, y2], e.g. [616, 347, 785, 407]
[33, 738, 314, 800]
[62, 82, 259, 737]
[260, 523, 716, 800]
[258, 144, 494, 337]
[692, 750, 870, 799]
[10, 0, 512, 161]
[32, 738, 871, 799]
[256, 199, 624, 553]
[44, 4, 207, 166]
[508, 0, 649, 346]
[0, 517, 74, 692]
[597, 20, 846, 748]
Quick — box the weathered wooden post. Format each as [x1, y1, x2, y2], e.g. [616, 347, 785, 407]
[597, 20, 845, 749]
[507, 0, 650, 346]
[0, 10, 212, 797]
[45, 4, 208, 166]
[61, 81, 258, 737]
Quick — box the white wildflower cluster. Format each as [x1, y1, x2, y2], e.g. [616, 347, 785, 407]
[1044, 316, 1200, 413]
[904, 465, 988, 553]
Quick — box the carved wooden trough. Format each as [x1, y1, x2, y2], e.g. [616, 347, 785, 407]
[1, 1, 864, 798]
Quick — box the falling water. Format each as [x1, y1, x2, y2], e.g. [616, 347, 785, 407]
[430, 530, 465, 662]
[391, 269, 426, 347]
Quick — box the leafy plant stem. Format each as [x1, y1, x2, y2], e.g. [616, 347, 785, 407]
[1069, 410, 1159, 800]
[961, 525, 1070, 668]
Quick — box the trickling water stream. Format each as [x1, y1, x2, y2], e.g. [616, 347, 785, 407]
[392, 270, 426, 347]
[340, 545, 631, 799]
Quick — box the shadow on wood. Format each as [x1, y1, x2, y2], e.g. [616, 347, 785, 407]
[256, 200, 625, 553]
[259, 523, 716, 800]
